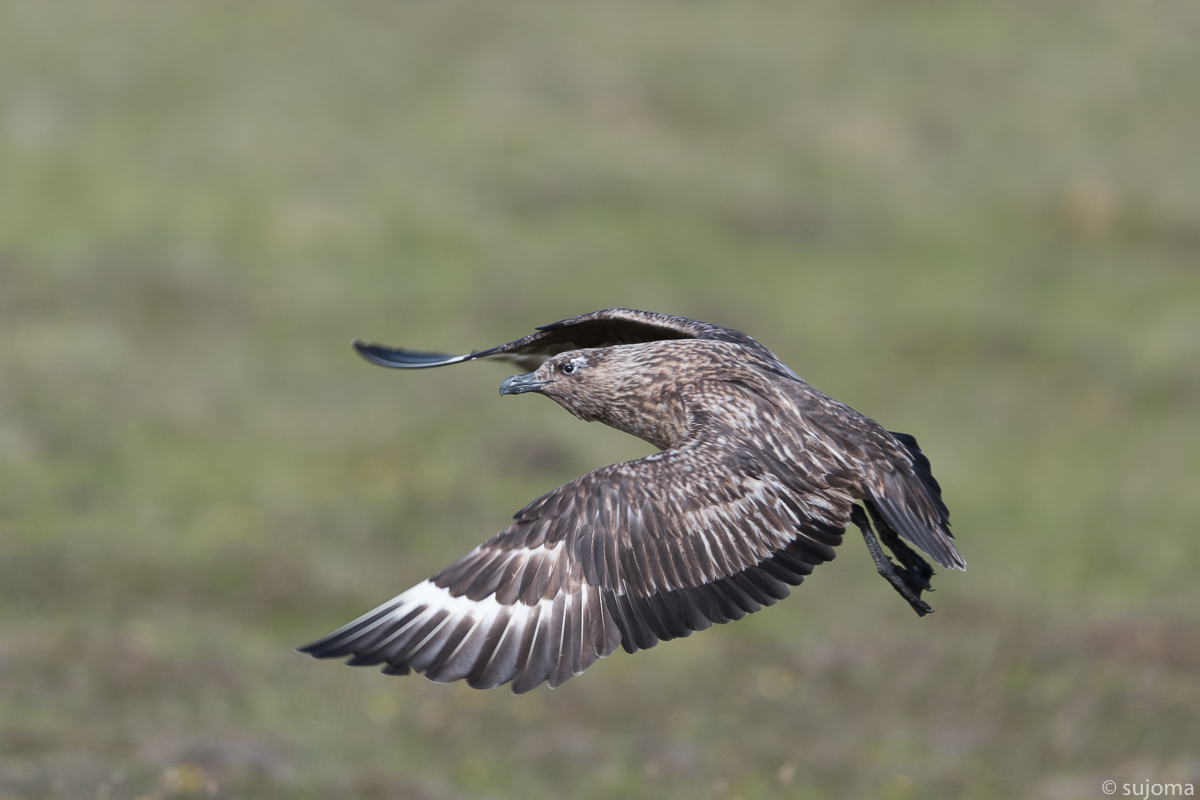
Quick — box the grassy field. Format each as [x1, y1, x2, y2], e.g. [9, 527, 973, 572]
[2, 0, 1199, 798]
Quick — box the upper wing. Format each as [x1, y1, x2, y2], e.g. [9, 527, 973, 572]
[352, 308, 773, 372]
[299, 441, 852, 693]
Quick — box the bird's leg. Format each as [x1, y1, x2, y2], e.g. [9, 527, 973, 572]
[865, 502, 934, 596]
[850, 505, 933, 617]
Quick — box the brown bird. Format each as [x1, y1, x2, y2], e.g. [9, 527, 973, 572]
[300, 308, 964, 693]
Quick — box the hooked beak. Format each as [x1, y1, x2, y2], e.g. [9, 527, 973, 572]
[499, 372, 549, 396]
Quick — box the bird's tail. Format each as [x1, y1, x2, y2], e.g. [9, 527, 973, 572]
[868, 432, 965, 570]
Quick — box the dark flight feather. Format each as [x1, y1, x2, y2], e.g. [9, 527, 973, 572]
[300, 308, 964, 693]
[352, 308, 773, 372]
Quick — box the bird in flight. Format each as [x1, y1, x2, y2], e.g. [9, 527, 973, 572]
[300, 308, 964, 693]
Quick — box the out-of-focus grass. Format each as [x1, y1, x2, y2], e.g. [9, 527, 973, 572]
[2, 0, 1199, 797]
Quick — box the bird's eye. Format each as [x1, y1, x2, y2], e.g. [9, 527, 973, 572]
[560, 362, 578, 375]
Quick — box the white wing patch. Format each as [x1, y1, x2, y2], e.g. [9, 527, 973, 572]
[302, 579, 619, 692]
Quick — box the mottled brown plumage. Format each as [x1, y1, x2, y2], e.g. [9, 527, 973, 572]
[300, 308, 964, 693]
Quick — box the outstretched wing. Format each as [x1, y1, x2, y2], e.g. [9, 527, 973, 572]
[299, 440, 852, 693]
[352, 308, 774, 372]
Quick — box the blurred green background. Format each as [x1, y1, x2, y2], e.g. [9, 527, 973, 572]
[2, 1, 1198, 798]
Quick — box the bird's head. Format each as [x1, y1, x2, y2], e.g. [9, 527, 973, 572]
[498, 343, 690, 449]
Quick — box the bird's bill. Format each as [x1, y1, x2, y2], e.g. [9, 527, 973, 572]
[499, 372, 550, 396]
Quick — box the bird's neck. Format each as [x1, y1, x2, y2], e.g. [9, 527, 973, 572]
[593, 384, 694, 451]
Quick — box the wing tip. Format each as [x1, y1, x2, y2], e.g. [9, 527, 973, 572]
[295, 639, 337, 659]
[351, 340, 469, 369]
